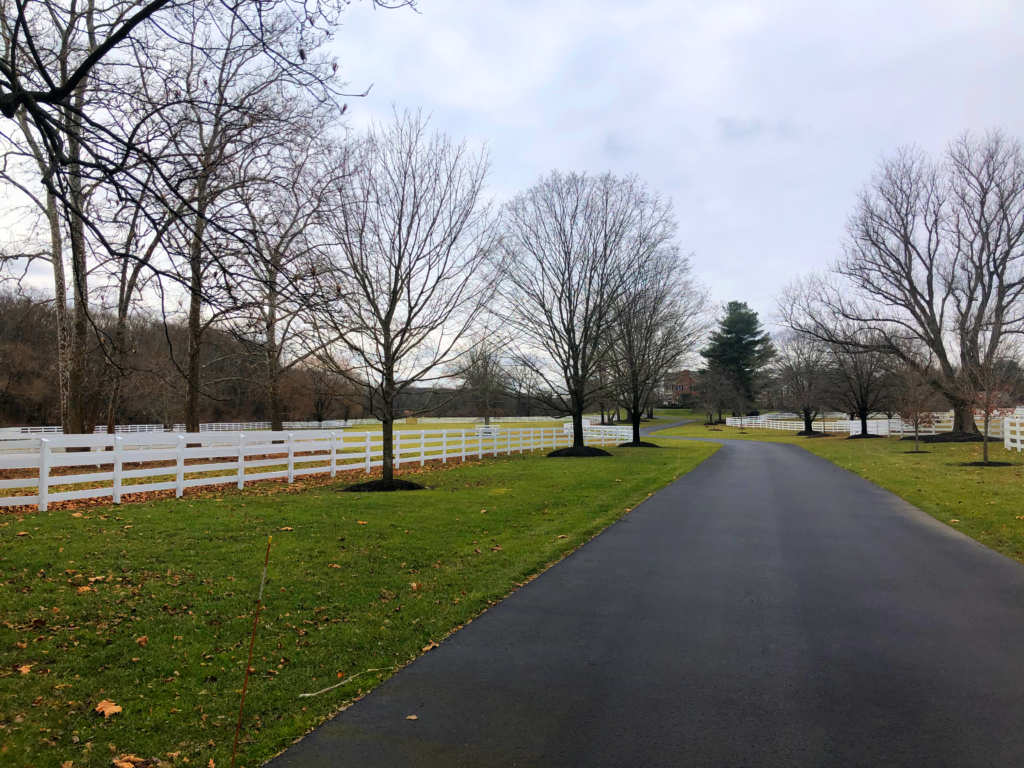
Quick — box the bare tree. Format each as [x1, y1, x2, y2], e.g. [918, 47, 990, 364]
[231, 135, 346, 430]
[780, 132, 1024, 434]
[896, 363, 943, 453]
[498, 171, 656, 450]
[456, 331, 510, 426]
[824, 342, 893, 437]
[772, 331, 831, 434]
[609, 246, 710, 444]
[314, 110, 495, 484]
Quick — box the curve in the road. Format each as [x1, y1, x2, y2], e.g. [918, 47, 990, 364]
[268, 435, 1024, 768]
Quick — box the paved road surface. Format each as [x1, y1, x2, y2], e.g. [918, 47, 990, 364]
[269, 433, 1024, 767]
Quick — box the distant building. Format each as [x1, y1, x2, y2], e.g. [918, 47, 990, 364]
[663, 370, 698, 405]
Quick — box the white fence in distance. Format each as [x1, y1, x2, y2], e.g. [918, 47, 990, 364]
[0, 425, 632, 512]
[0, 415, 601, 437]
[725, 413, 1007, 439]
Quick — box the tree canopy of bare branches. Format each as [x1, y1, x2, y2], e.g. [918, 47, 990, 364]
[780, 130, 1024, 434]
[498, 171, 662, 448]
[609, 245, 710, 443]
[314, 110, 495, 482]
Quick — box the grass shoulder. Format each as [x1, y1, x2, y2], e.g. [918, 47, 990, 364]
[0, 441, 716, 768]
[652, 422, 1024, 566]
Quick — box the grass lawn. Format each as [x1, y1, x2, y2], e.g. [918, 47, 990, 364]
[652, 408, 701, 420]
[653, 422, 1024, 565]
[0, 441, 716, 768]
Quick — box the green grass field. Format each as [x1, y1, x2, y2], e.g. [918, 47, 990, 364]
[0, 441, 716, 768]
[653, 422, 1024, 565]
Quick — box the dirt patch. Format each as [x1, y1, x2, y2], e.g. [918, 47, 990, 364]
[617, 441, 662, 448]
[547, 446, 612, 458]
[341, 478, 425, 492]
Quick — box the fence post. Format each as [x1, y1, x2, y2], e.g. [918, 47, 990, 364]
[237, 433, 246, 490]
[287, 433, 295, 484]
[176, 435, 185, 498]
[420, 430, 425, 466]
[38, 438, 50, 512]
[365, 433, 371, 473]
[396, 431, 402, 469]
[113, 436, 123, 504]
[330, 432, 338, 478]
[442, 431, 448, 464]
[461, 430, 467, 462]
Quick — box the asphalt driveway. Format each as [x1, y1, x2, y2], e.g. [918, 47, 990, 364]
[268, 435, 1024, 767]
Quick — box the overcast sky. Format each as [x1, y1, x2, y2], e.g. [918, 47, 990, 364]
[331, 0, 1024, 324]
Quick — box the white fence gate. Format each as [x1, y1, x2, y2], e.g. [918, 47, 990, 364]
[0, 425, 632, 511]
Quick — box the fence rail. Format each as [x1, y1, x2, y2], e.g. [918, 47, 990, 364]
[0, 425, 632, 511]
[0, 415, 604, 437]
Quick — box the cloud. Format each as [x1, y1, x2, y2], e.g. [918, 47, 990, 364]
[329, 0, 1024, 323]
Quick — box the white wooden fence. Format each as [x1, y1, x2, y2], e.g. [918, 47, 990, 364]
[0, 425, 632, 511]
[0, 415, 600, 437]
[1004, 417, 1024, 452]
[726, 413, 1007, 439]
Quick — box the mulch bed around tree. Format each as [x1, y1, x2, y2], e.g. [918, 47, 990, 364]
[547, 446, 612, 458]
[796, 430, 832, 438]
[958, 461, 1015, 467]
[900, 431, 984, 443]
[847, 433, 885, 439]
[341, 478, 425, 492]
[617, 441, 662, 448]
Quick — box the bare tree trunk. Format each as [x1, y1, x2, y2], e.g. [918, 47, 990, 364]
[45, 193, 73, 432]
[266, 274, 283, 431]
[860, 410, 869, 436]
[632, 407, 642, 444]
[914, 424, 920, 452]
[67, 114, 90, 434]
[953, 403, 978, 434]
[572, 408, 585, 449]
[803, 410, 814, 433]
[184, 196, 208, 434]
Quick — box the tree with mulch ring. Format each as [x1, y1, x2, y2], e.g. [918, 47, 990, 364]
[342, 478, 425, 492]
[847, 433, 884, 439]
[796, 430, 831, 438]
[900, 432, 983, 444]
[548, 446, 612, 457]
[904, 450, 930, 454]
[959, 461, 1015, 468]
[618, 441, 661, 448]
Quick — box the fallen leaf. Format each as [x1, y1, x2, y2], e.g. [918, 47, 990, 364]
[71, 512, 83, 518]
[949, 519, 960, 523]
[17, 664, 33, 675]
[208, 760, 215, 768]
[491, 545, 502, 551]
[410, 582, 421, 590]
[422, 641, 438, 652]
[279, 527, 294, 531]
[406, 715, 418, 720]
[78, 586, 92, 594]
[357, 521, 368, 525]
[556, 535, 569, 539]
[328, 564, 341, 569]
[95, 699, 122, 718]
[16, 531, 28, 537]
[61, 762, 74, 768]
[135, 636, 149, 648]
